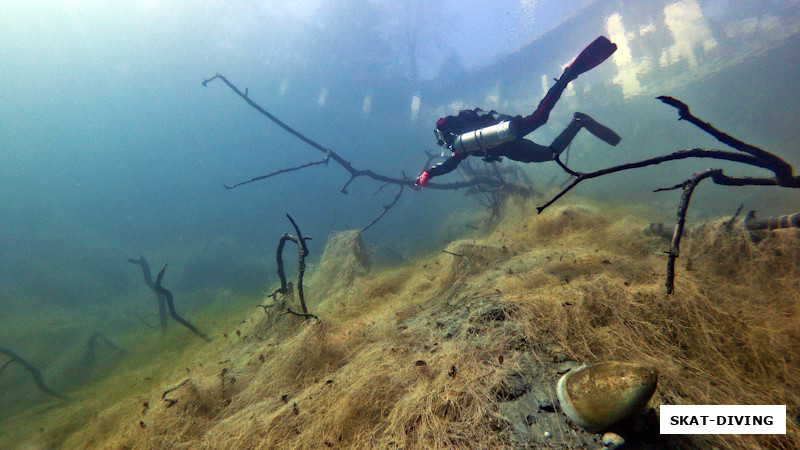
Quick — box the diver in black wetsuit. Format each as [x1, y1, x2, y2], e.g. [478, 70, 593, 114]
[415, 36, 622, 187]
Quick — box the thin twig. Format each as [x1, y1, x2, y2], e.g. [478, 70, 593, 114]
[162, 378, 191, 407]
[128, 256, 168, 332]
[361, 185, 404, 233]
[225, 156, 329, 189]
[283, 308, 321, 322]
[723, 203, 744, 231]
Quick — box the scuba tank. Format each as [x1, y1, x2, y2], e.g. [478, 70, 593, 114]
[451, 120, 517, 153]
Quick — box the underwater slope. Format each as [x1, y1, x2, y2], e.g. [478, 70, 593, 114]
[5, 198, 799, 449]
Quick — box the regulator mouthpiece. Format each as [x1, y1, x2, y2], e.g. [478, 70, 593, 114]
[451, 121, 516, 153]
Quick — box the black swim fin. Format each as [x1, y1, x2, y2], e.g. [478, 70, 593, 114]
[573, 112, 621, 146]
[563, 36, 617, 82]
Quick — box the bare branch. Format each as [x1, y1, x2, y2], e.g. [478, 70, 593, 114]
[537, 96, 799, 294]
[204, 73, 532, 231]
[537, 148, 777, 213]
[283, 308, 320, 322]
[154, 265, 211, 342]
[665, 169, 720, 294]
[361, 185, 404, 233]
[225, 157, 329, 189]
[0, 347, 66, 399]
[162, 378, 191, 407]
[657, 96, 793, 178]
[286, 214, 311, 314]
[723, 203, 744, 231]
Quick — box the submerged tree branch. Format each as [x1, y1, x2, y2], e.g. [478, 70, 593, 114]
[203, 73, 527, 230]
[0, 347, 67, 399]
[267, 215, 315, 319]
[664, 170, 720, 294]
[283, 308, 320, 322]
[361, 185, 404, 233]
[537, 96, 800, 294]
[154, 265, 212, 342]
[127, 256, 168, 332]
[225, 155, 330, 189]
[86, 332, 126, 365]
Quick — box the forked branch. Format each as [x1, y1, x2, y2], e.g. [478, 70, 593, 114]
[203, 73, 527, 230]
[267, 214, 316, 319]
[538, 96, 799, 293]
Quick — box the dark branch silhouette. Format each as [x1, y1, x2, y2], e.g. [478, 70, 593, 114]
[153, 265, 212, 342]
[86, 332, 126, 365]
[362, 185, 404, 233]
[202, 73, 526, 230]
[283, 308, 320, 322]
[0, 347, 66, 399]
[127, 256, 168, 332]
[224, 155, 330, 189]
[265, 214, 316, 320]
[538, 96, 799, 293]
[162, 378, 191, 408]
[662, 169, 719, 294]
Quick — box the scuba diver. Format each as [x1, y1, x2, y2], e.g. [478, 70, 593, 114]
[415, 36, 622, 188]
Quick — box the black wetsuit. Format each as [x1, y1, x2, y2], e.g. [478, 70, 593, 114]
[422, 36, 620, 184]
[426, 69, 577, 180]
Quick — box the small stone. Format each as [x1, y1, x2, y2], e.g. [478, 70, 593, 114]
[601, 431, 625, 448]
[543, 431, 552, 438]
[554, 353, 569, 363]
[538, 400, 555, 412]
[526, 414, 536, 425]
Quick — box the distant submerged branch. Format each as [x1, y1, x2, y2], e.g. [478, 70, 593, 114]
[127, 256, 169, 332]
[153, 265, 212, 342]
[0, 347, 67, 399]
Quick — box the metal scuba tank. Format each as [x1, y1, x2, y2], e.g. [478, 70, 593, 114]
[451, 120, 517, 153]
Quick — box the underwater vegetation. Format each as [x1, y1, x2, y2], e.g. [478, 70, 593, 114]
[2, 196, 798, 449]
[3, 2, 800, 448]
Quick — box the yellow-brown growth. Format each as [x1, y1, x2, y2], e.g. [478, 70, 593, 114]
[2, 197, 798, 449]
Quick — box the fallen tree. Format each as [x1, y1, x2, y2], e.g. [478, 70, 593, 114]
[203, 72, 798, 294]
[537, 97, 799, 293]
[202, 74, 535, 232]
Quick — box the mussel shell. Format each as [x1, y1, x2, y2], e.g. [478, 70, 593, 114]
[556, 361, 657, 432]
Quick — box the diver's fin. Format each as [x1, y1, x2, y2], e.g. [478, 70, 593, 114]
[563, 36, 617, 82]
[573, 112, 621, 146]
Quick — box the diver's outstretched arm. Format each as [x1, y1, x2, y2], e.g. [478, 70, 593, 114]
[417, 152, 469, 186]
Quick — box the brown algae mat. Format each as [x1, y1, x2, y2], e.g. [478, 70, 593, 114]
[2, 198, 799, 449]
